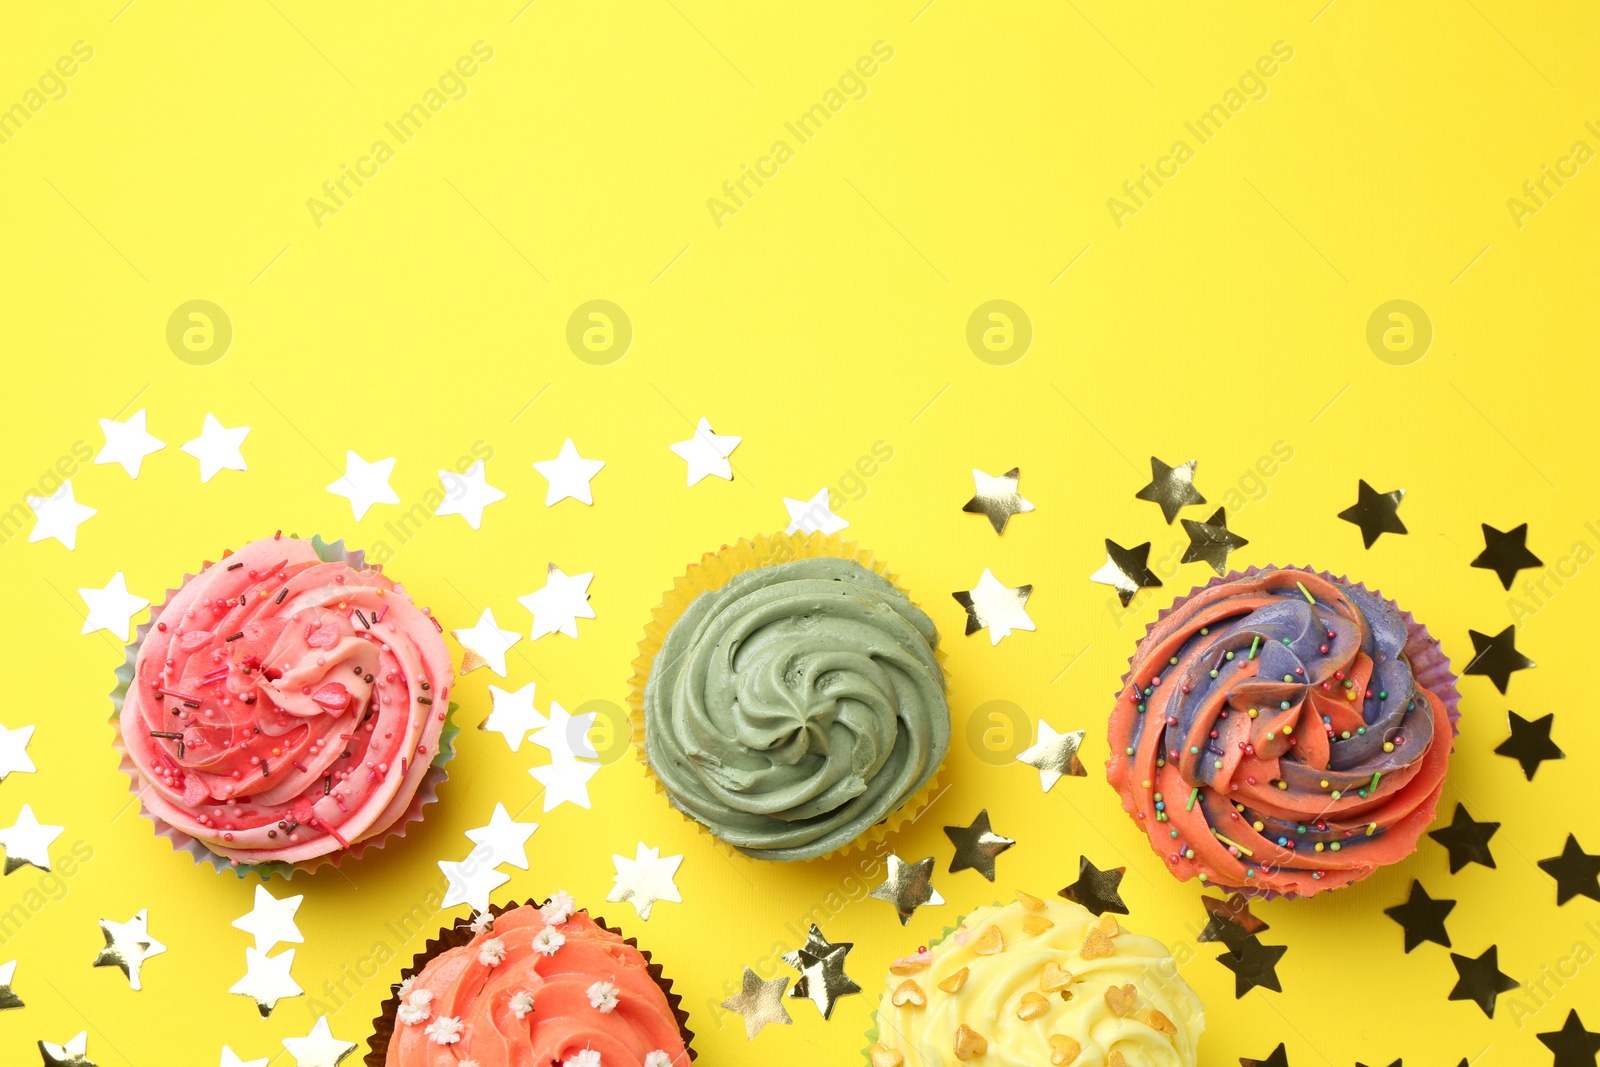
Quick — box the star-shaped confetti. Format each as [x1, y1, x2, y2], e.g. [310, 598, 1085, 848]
[1384, 879, 1455, 952]
[435, 460, 506, 529]
[325, 451, 398, 520]
[607, 842, 683, 920]
[1217, 935, 1288, 997]
[1338, 479, 1406, 548]
[1538, 834, 1600, 906]
[781, 925, 860, 1019]
[1015, 719, 1086, 791]
[93, 909, 166, 990]
[533, 438, 605, 505]
[721, 967, 792, 1040]
[1538, 1010, 1600, 1067]
[220, 1048, 269, 1067]
[230, 947, 302, 1017]
[1059, 856, 1127, 916]
[519, 564, 596, 639]
[529, 755, 600, 811]
[670, 418, 741, 485]
[95, 409, 164, 477]
[231, 884, 303, 953]
[480, 682, 546, 751]
[871, 854, 943, 925]
[464, 802, 538, 870]
[26, 481, 95, 550]
[1429, 804, 1499, 873]
[1136, 456, 1206, 523]
[38, 1032, 95, 1067]
[528, 700, 599, 760]
[1198, 893, 1269, 953]
[439, 853, 511, 912]
[1239, 1043, 1289, 1067]
[951, 568, 1034, 644]
[181, 413, 250, 482]
[1495, 710, 1563, 780]
[783, 488, 848, 535]
[0, 960, 22, 1011]
[943, 810, 1014, 881]
[962, 467, 1034, 535]
[450, 607, 522, 677]
[281, 1016, 356, 1067]
[1181, 507, 1249, 575]
[0, 724, 36, 782]
[1471, 522, 1542, 589]
[1448, 944, 1517, 1017]
[77, 572, 148, 640]
[1464, 625, 1535, 693]
[0, 805, 62, 873]
[1090, 539, 1161, 606]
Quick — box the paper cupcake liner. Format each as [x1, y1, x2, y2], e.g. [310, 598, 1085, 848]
[1114, 564, 1461, 899]
[364, 897, 697, 1066]
[626, 531, 947, 864]
[109, 534, 459, 880]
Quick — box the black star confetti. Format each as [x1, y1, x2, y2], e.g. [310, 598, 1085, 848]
[1216, 934, 1287, 997]
[1354, 1061, 1400, 1067]
[1239, 1043, 1289, 1067]
[1136, 456, 1206, 523]
[1447, 944, 1518, 1018]
[1058, 855, 1127, 916]
[1383, 879, 1455, 952]
[943, 810, 1014, 881]
[1464, 625, 1535, 693]
[1338, 479, 1407, 547]
[1090, 539, 1161, 607]
[1537, 834, 1600, 906]
[780, 925, 860, 1020]
[1471, 522, 1542, 589]
[1495, 711, 1563, 780]
[1181, 507, 1249, 575]
[1538, 1010, 1600, 1067]
[870, 855, 942, 925]
[962, 467, 1034, 534]
[1198, 893, 1269, 953]
[1429, 804, 1499, 873]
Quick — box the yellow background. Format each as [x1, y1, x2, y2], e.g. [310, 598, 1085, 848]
[2, 1, 1598, 1064]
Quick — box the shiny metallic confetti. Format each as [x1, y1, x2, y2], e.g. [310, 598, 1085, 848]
[1428, 804, 1500, 873]
[1447, 944, 1517, 1017]
[1180, 507, 1248, 575]
[450, 607, 522, 677]
[281, 1016, 357, 1067]
[93, 909, 166, 991]
[871, 855, 944, 925]
[1090, 539, 1161, 606]
[1058, 855, 1127, 916]
[0, 960, 21, 1011]
[1240, 1043, 1290, 1067]
[230, 947, 303, 1017]
[0, 805, 62, 874]
[1495, 710, 1563, 780]
[1537, 834, 1600, 906]
[962, 467, 1034, 534]
[1538, 1010, 1600, 1066]
[721, 967, 792, 1040]
[781, 925, 860, 1019]
[1217, 935, 1288, 997]
[1197, 893, 1270, 952]
[1464, 625, 1535, 693]
[951, 569, 1034, 644]
[1136, 456, 1206, 524]
[38, 1032, 96, 1067]
[943, 809, 1014, 881]
[1015, 721, 1086, 792]
[1337, 479, 1406, 547]
[606, 842, 683, 920]
[1471, 521, 1542, 589]
[1383, 879, 1455, 952]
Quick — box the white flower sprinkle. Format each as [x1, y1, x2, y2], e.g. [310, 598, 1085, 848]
[563, 1050, 601, 1067]
[532, 927, 566, 956]
[541, 890, 577, 926]
[509, 990, 534, 1019]
[587, 980, 619, 1014]
[396, 989, 434, 1026]
[469, 911, 493, 934]
[644, 1052, 673, 1067]
[424, 1015, 464, 1045]
[478, 937, 507, 966]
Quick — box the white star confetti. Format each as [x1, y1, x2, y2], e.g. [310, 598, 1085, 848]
[77, 572, 148, 640]
[439, 853, 511, 912]
[231, 884, 304, 953]
[606, 842, 683, 920]
[325, 451, 398, 520]
[435, 460, 505, 530]
[181, 413, 250, 483]
[1016, 719, 1088, 792]
[518, 564, 595, 640]
[783, 488, 848, 535]
[450, 608, 522, 677]
[669, 417, 741, 485]
[481, 682, 546, 752]
[528, 700, 598, 761]
[464, 802, 538, 871]
[0, 804, 62, 873]
[230, 947, 302, 1017]
[533, 438, 605, 506]
[94, 408, 164, 477]
[281, 1016, 356, 1067]
[0, 724, 36, 782]
[26, 480, 95, 550]
[953, 567, 1035, 645]
[529, 755, 601, 811]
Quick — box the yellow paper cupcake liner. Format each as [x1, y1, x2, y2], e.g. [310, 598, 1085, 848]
[626, 530, 947, 864]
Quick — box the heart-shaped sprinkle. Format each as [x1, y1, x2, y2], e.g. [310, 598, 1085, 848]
[1040, 962, 1074, 993]
[938, 967, 970, 994]
[869, 1044, 905, 1067]
[1048, 1035, 1082, 1065]
[891, 979, 925, 1007]
[1104, 983, 1138, 1017]
[1016, 991, 1051, 1020]
[1016, 889, 1046, 911]
[953, 1024, 988, 1061]
[1022, 915, 1055, 936]
[1080, 928, 1115, 960]
[972, 926, 1004, 955]
[1145, 1008, 1176, 1034]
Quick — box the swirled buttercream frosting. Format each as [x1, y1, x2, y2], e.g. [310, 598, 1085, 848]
[119, 535, 454, 867]
[1107, 567, 1456, 897]
[381, 902, 690, 1067]
[869, 893, 1203, 1067]
[643, 556, 948, 861]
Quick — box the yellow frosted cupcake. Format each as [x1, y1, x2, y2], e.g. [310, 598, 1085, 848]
[867, 892, 1203, 1066]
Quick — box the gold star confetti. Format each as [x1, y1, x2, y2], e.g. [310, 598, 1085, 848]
[721, 967, 792, 1040]
[92, 909, 166, 991]
[962, 467, 1034, 535]
[871, 855, 944, 925]
[781, 925, 860, 1019]
[1016, 721, 1086, 792]
[38, 1032, 96, 1067]
[1135, 456, 1206, 524]
[943, 809, 1015, 881]
[951, 569, 1034, 644]
[1089, 539, 1161, 606]
[1180, 507, 1248, 575]
[0, 960, 21, 1011]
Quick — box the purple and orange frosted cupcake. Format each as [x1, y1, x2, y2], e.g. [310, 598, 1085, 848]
[1106, 566, 1459, 898]
[112, 533, 457, 875]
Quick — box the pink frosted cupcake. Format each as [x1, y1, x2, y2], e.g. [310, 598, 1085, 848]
[113, 534, 456, 875]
